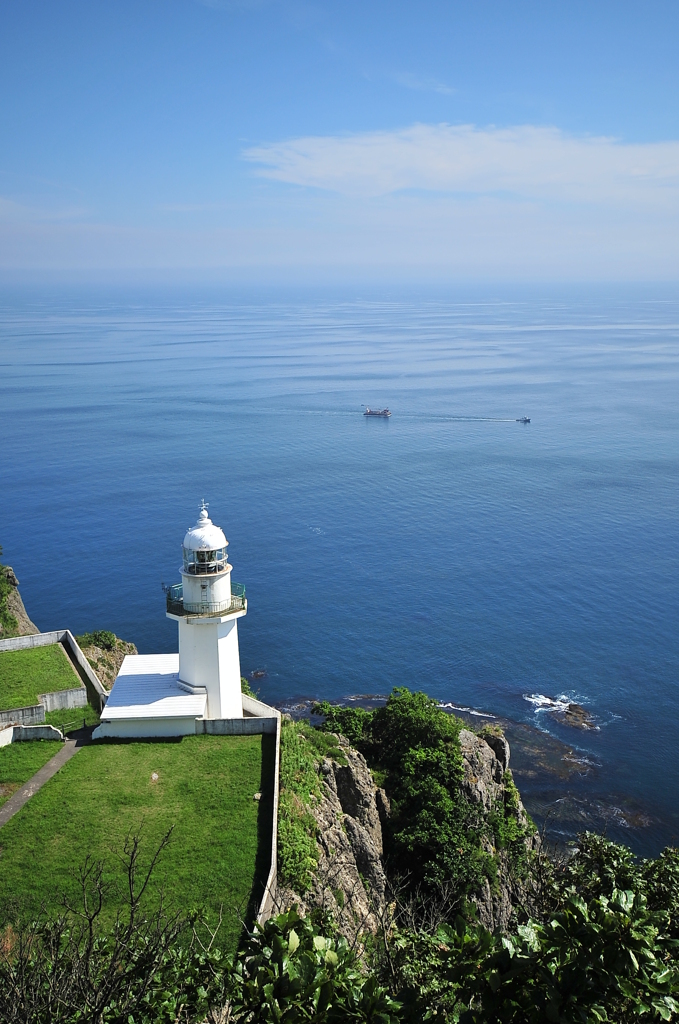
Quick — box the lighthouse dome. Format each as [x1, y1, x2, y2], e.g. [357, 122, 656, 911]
[182, 507, 229, 576]
[183, 507, 227, 551]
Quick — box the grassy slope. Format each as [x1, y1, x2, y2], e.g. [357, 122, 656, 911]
[0, 734, 274, 951]
[0, 740, 63, 807]
[0, 644, 81, 711]
[44, 703, 101, 732]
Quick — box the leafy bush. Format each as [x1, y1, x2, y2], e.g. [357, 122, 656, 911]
[0, 554, 19, 637]
[241, 675, 256, 698]
[377, 832, 679, 1023]
[643, 846, 679, 939]
[228, 908, 401, 1022]
[389, 888, 679, 1023]
[313, 702, 374, 748]
[489, 772, 534, 877]
[76, 630, 117, 651]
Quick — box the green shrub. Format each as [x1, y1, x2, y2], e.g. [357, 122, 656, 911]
[241, 675, 256, 698]
[643, 846, 679, 939]
[0, 554, 19, 638]
[313, 701, 373, 747]
[76, 630, 117, 651]
[227, 908, 401, 1023]
[489, 771, 535, 878]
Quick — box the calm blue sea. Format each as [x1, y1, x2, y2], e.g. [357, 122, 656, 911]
[1, 286, 678, 855]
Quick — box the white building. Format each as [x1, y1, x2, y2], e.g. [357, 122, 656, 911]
[94, 505, 248, 739]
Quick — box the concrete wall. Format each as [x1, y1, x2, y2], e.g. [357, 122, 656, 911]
[257, 709, 281, 926]
[94, 716, 198, 739]
[37, 687, 88, 713]
[0, 704, 45, 727]
[0, 723, 63, 745]
[196, 716, 278, 735]
[12, 725, 64, 742]
[0, 630, 108, 712]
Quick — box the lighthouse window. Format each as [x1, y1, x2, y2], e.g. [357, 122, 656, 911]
[183, 546, 228, 574]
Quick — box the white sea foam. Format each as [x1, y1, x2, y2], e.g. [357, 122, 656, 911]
[524, 693, 572, 711]
[438, 701, 496, 719]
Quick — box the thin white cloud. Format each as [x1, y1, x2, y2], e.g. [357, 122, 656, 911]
[243, 123, 679, 204]
[0, 196, 87, 222]
[393, 73, 455, 96]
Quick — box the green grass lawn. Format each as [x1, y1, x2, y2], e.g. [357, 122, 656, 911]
[0, 644, 81, 711]
[0, 740, 63, 807]
[0, 734, 274, 952]
[44, 703, 100, 733]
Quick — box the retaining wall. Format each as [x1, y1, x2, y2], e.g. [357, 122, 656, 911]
[196, 716, 278, 736]
[257, 708, 281, 926]
[0, 723, 64, 745]
[0, 704, 45, 727]
[0, 630, 108, 712]
[38, 687, 88, 713]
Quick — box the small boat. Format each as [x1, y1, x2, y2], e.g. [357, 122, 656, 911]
[363, 406, 391, 417]
[516, 416, 531, 424]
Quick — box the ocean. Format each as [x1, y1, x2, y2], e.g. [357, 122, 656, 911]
[1, 285, 678, 856]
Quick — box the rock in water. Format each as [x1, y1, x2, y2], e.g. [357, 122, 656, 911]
[551, 702, 596, 730]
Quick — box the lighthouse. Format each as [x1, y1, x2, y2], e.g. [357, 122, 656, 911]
[93, 504, 249, 738]
[166, 505, 246, 719]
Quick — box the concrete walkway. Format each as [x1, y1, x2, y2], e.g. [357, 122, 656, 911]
[0, 726, 93, 829]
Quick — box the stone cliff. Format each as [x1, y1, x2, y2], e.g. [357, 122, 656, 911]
[0, 566, 39, 637]
[277, 725, 535, 939]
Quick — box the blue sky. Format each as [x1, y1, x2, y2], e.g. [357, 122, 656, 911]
[2, 0, 679, 282]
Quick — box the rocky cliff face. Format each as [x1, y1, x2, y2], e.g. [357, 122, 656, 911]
[0, 566, 39, 637]
[459, 728, 536, 931]
[277, 726, 534, 940]
[77, 637, 137, 689]
[277, 736, 388, 941]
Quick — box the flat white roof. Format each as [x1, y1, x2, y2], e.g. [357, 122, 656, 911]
[101, 653, 207, 721]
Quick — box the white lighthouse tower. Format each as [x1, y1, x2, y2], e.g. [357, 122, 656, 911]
[166, 504, 246, 719]
[94, 504, 249, 738]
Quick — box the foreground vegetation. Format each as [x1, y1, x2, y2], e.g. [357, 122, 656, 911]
[0, 643, 81, 712]
[0, 739, 63, 807]
[2, 830, 678, 1022]
[2, 687, 678, 1021]
[0, 734, 274, 951]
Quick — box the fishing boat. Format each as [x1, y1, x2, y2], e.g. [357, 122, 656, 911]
[363, 406, 391, 417]
[516, 416, 531, 424]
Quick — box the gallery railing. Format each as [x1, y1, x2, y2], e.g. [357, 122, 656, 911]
[165, 581, 246, 617]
